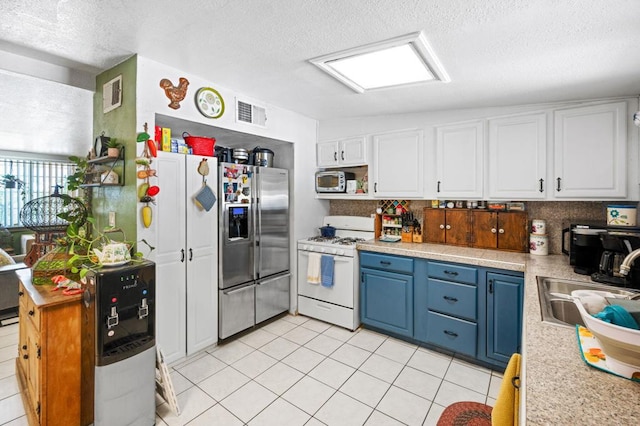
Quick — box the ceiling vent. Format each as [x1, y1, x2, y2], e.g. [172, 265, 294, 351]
[102, 74, 122, 113]
[236, 98, 267, 127]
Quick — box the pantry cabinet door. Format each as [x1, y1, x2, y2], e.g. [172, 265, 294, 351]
[436, 121, 484, 198]
[340, 136, 367, 166]
[372, 130, 424, 198]
[553, 102, 627, 198]
[488, 113, 547, 199]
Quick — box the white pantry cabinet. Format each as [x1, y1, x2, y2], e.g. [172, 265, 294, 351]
[488, 113, 547, 199]
[371, 130, 424, 198]
[317, 136, 367, 167]
[155, 152, 218, 363]
[435, 121, 484, 198]
[553, 102, 627, 198]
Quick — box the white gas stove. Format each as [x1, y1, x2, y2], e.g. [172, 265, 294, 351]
[297, 215, 374, 330]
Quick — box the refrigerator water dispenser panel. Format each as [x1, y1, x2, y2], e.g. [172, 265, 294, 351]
[229, 206, 249, 239]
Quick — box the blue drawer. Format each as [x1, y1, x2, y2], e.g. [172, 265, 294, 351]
[427, 279, 477, 321]
[428, 262, 477, 285]
[360, 252, 413, 274]
[426, 311, 477, 357]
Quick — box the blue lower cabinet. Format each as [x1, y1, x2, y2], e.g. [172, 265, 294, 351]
[426, 311, 477, 357]
[360, 268, 413, 337]
[484, 272, 523, 365]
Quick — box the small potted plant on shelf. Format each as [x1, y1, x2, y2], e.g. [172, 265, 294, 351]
[105, 138, 121, 158]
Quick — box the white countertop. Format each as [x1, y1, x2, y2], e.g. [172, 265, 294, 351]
[356, 241, 640, 425]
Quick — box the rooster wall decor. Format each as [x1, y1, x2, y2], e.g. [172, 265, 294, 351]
[159, 77, 190, 109]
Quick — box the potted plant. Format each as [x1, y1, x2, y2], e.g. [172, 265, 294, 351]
[105, 138, 121, 158]
[1, 174, 24, 190]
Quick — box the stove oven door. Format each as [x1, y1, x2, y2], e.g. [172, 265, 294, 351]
[297, 250, 356, 308]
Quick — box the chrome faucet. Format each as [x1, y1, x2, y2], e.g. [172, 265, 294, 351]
[619, 248, 640, 276]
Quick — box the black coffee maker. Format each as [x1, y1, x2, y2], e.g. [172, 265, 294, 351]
[562, 223, 607, 275]
[591, 230, 640, 289]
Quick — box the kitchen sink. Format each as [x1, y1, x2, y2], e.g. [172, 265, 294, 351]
[537, 276, 640, 328]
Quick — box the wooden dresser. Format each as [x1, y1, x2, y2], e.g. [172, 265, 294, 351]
[15, 269, 83, 426]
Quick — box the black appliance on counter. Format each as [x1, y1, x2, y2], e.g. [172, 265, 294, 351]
[591, 231, 640, 289]
[81, 261, 156, 425]
[562, 222, 607, 275]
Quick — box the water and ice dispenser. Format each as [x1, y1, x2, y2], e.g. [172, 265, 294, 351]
[82, 260, 156, 426]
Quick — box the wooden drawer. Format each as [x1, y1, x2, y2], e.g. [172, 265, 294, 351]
[426, 311, 477, 357]
[360, 252, 413, 275]
[24, 292, 41, 332]
[428, 261, 477, 285]
[427, 279, 477, 321]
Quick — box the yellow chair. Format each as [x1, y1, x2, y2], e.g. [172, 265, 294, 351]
[437, 353, 521, 426]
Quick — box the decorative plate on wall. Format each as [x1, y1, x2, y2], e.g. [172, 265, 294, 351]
[195, 87, 225, 119]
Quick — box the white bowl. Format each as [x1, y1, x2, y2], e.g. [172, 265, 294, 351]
[574, 299, 640, 375]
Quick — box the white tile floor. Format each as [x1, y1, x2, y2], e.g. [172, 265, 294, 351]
[0, 315, 504, 425]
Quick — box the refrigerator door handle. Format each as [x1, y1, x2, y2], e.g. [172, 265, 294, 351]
[257, 272, 291, 285]
[222, 282, 256, 296]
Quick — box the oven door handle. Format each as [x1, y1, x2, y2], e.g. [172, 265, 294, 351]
[299, 251, 353, 260]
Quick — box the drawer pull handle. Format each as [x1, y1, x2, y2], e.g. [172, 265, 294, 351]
[380, 261, 391, 266]
[28, 310, 35, 316]
[443, 296, 458, 303]
[444, 330, 458, 338]
[444, 270, 458, 276]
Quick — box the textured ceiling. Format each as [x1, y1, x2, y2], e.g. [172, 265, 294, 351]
[1, 0, 639, 120]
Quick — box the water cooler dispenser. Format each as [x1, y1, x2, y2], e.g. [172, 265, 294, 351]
[81, 261, 156, 426]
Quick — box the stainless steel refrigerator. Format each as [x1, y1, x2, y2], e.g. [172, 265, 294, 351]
[218, 162, 290, 339]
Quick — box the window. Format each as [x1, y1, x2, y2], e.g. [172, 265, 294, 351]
[1, 158, 75, 228]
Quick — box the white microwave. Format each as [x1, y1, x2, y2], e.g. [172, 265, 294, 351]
[315, 171, 355, 193]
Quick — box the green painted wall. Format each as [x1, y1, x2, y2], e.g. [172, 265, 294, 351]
[93, 55, 138, 246]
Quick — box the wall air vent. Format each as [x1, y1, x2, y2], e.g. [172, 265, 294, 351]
[103, 74, 122, 113]
[236, 98, 267, 127]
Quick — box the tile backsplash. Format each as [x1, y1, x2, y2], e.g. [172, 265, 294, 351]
[329, 200, 633, 254]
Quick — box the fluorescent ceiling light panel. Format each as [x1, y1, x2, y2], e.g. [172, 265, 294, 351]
[310, 32, 450, 93]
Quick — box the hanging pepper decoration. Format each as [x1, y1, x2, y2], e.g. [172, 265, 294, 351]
[137, 123, 160, 227]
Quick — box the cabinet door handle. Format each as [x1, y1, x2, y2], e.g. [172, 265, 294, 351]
[444, 270, 458, 276]
[437, 180, 441, 193]
[18, 291, 24, 296]
[22, 344, 27, 350]
[439, 224, 445, 229]
[334, 151, 337, 161]
[491, 228, 497, 234]
[28, 310, 35, 316]
[189, 248, 193, 261]
[445, 224, 451, 230]
[341, 150, 344, 161]
[498, 228, 505, 234]
[180, 249, 185, 263]
[443, 295, 458, 303]
[489, 279, 494, 293]
[539, 178, 544, 193]
[23, 354, 28, 360]
[443, 330, 458, 338]
[374, 182, 377, 193]
[556, 177, 561, 192]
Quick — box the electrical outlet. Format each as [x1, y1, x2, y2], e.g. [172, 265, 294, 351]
[109, 211, 116, 227]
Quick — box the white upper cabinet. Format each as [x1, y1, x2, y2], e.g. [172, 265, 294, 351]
[372, 130, 424, 198]
[436, 121, 484, 198]
[488, 113, 547, 199]
[553, 102, 627, 198]
[317, 136, 367, 167]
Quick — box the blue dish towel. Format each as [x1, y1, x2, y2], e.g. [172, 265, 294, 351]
[321, 255, 334, 288]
